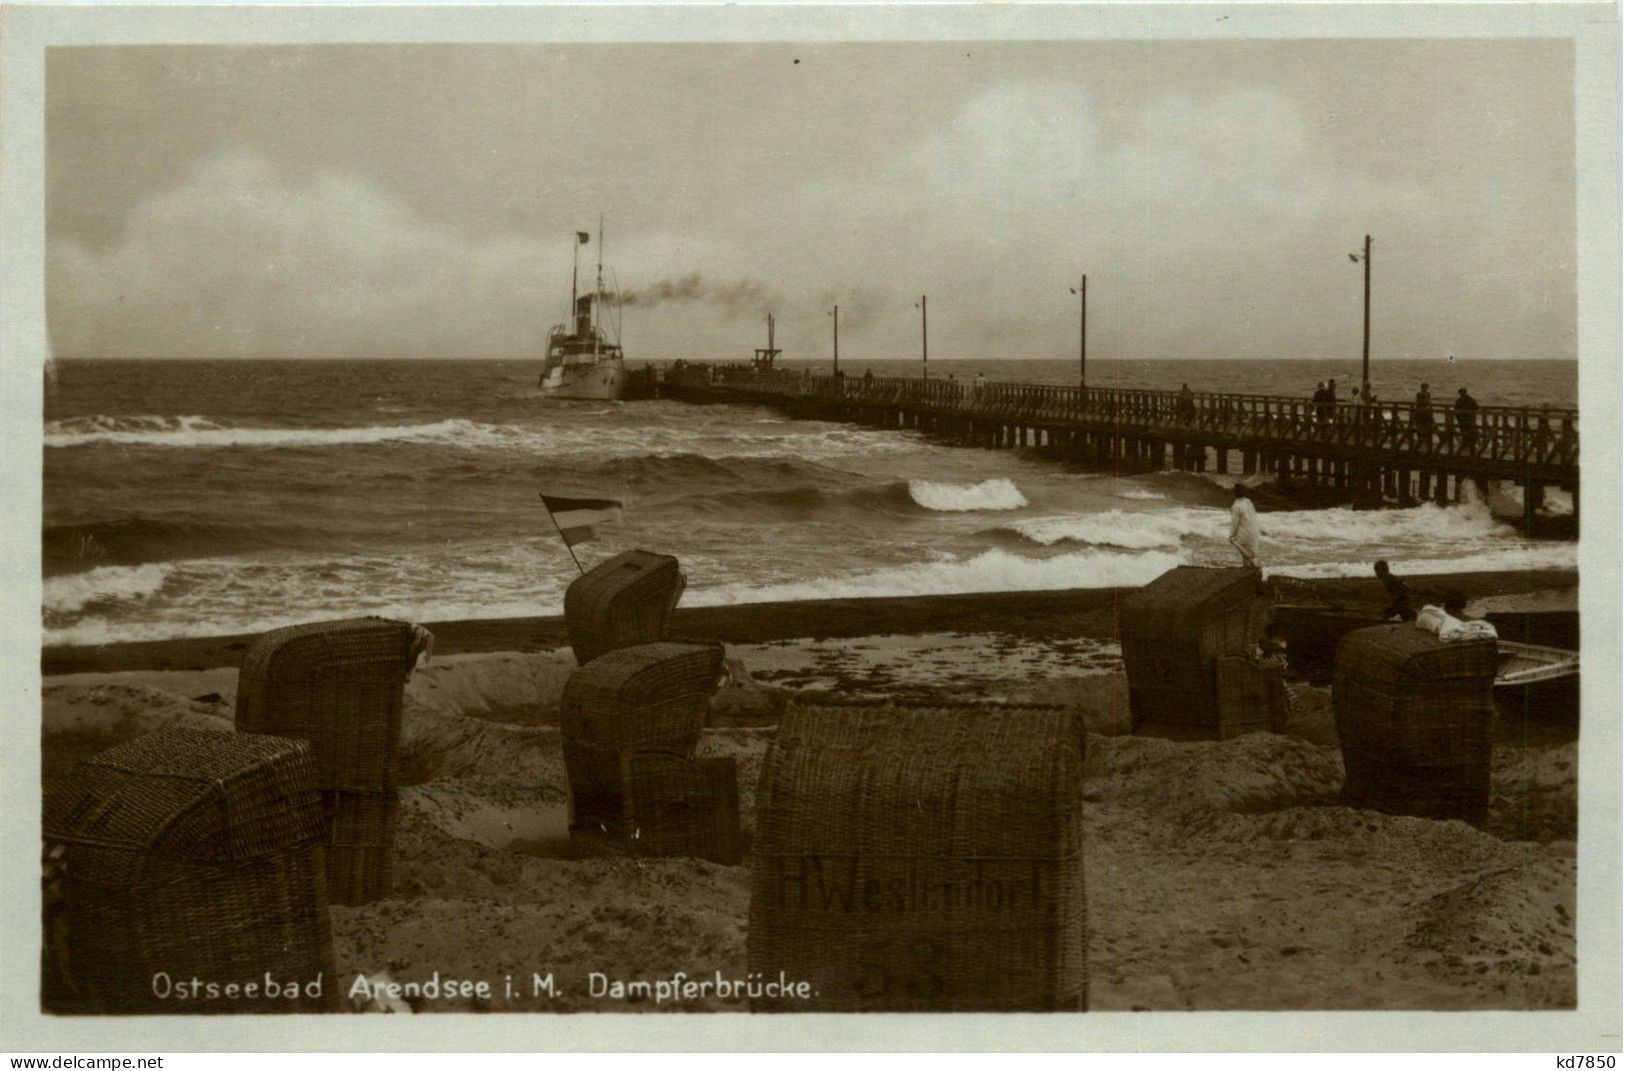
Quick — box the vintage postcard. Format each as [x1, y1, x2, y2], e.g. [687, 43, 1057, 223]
[0, 2, 1618, 1053]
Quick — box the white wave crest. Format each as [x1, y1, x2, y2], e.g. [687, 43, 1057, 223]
[45, 414, 496, 450]
[1009, 499, 1514, 552]
[43, 563, 174, 614]
[1114, 489, 1167, 501]
[907, 478, 1028, 512]
[688, 547, 1186, 606]
[43, 411, 921, 462]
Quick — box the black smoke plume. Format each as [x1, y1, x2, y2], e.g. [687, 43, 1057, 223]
[621, 272, 780, 320]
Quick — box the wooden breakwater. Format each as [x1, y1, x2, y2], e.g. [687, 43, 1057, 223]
[659, 366, 1580, 530]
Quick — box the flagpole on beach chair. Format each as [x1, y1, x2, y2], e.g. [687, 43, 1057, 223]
[541, 497, 587, 575]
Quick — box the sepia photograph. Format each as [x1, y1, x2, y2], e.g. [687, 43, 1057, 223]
[2, 1, 1619, 1053]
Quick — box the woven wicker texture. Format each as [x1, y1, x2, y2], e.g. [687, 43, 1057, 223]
[1214, 656, 1281, 738]
[324, 789, 397, 905]
[235, 617, 417, 791]
[1334, 625, 1498, 825]
[42, 725, 334, 1014]
[621, 753, 742, 864]
[1119, 567, 1267, 735]
[748, 703, 1086, 1012]
[563, 550, 686, 665]
[561, 642, 723, 830]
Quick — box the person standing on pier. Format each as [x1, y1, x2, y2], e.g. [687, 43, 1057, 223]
[1229, 484, 1261, 569]
[1413, 383, 1434, 436]
[1312, 381, 1330, 424]
[1454, 387, 1480, 449]
[1325, 378, 1339, 424]
[1177, 383, 1196, 424]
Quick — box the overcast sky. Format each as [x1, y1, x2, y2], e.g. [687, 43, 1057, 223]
[46, 40, 1575, 362]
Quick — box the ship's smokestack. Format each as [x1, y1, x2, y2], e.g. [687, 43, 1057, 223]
[574, 295, 593, 336]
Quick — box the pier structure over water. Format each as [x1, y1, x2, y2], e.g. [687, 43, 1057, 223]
[660, 366, 1580, 531]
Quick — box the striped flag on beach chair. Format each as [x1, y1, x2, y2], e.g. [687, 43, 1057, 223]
[540, 494, 623, 548]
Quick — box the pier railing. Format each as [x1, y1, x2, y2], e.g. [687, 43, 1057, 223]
[662, 365, 1579, 478]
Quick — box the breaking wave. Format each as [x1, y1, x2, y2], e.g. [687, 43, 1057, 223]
[906, 478, 1027, 512]
[43, 562, 175, 616]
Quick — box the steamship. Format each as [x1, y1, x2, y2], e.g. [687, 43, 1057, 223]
[537, 224, 626, 401]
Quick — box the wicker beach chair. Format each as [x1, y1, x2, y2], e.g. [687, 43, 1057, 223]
[563, 550, 686, 665]
[235, 617, 424, 904]
[560, 641, 725, 832]
[1119, 566, 1269, 738]
[42, 724, 334, 1014]
[1333, 624, 1498, 825]
[621, 752, 743, 864]
[748, 701, 1087, 1012]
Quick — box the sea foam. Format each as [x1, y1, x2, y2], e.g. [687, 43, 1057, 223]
[1008, 500, 1513, 551]
[45, 415, 494, 450]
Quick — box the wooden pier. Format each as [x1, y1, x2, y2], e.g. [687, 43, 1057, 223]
[660, 366, 1580, 531]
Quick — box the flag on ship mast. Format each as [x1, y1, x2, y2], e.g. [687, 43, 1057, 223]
[576, 231, 591, 244]
[540, 494, 623, 571]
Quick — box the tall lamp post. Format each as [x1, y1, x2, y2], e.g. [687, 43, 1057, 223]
[1348, 235, 1372, 397]
[1069, 274, 1087, 389]
[830, 305, 839, 374]
[914, 295, 928, 380]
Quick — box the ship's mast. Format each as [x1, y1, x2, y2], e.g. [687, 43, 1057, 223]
[570, 231, 580, 330]
[594, 214, 604, 357]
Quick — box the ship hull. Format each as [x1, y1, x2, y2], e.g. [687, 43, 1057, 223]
[539, 360, 626, 401]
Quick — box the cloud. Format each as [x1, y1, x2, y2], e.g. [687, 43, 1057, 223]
[49, 149, 566, 359]
[47, 73, 1572, 363]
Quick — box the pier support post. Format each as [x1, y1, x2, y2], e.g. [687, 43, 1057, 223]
[1523, 480, 1543, 534]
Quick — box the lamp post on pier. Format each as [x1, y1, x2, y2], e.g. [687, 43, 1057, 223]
[1348, 235, 1372, 398]
[830, 305, 839, 375]
[1069, 274, 1087, 389]
[914, 295, 928, 380]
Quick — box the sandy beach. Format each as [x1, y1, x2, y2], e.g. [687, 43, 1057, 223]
[37, 570, 1580, 1013]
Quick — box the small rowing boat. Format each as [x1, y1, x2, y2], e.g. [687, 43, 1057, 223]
[1494, 640, 1580, 723]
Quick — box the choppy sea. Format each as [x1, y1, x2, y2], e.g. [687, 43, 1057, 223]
[42, 357, 1578, 646]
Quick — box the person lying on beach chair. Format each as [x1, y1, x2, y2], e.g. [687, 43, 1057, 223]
[1414, 588, 1498, 642]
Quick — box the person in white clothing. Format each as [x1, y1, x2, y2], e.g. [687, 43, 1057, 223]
[1229, 484, 1261, 568]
